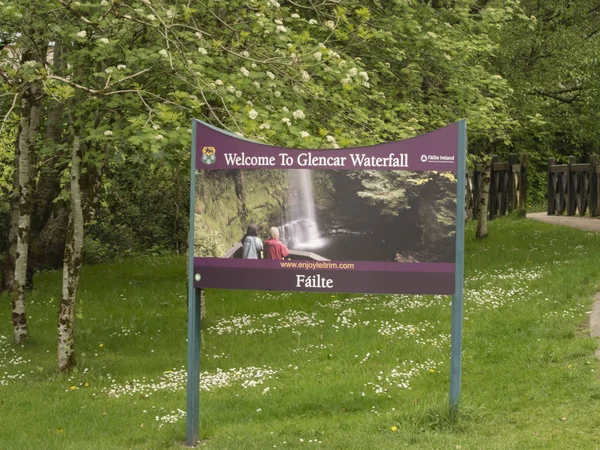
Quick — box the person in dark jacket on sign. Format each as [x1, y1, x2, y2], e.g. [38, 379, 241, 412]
[264, 227, 290, 260]
[241, 224, 263, 259]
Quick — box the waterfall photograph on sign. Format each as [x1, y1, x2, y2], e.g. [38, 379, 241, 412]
[194, 167, 457, 264]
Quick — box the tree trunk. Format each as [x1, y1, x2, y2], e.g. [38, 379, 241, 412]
[57, 136, 84, 372]
[476, 162, 491, 239]
[12, 80, 43, 344]
[27, 98, 66, 286]
[1, 133, 20, 292]
[30, 202, 70, 271]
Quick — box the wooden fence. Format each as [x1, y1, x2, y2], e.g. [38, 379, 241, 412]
[466, 154, 528, 220]
[547, 156, 600, 216]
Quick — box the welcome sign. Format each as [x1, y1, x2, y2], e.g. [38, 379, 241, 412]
[191, 120, 461, 295]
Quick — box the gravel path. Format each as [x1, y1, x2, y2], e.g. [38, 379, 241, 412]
[527, 212, 600, 232]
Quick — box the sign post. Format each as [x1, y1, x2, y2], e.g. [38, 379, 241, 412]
[186, 120, 467, 446]
[449, 120, 466, 415]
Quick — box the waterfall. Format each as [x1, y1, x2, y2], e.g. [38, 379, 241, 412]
[278, 169, 322, 249]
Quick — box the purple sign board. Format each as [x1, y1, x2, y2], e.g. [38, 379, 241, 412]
[192, 120, 460, 295]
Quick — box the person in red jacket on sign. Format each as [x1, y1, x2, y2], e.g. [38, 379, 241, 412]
[264, 227, 290, 260]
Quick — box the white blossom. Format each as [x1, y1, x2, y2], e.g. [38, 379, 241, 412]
[318, 43, 326, 49]
[76, 30, 87, 38]
[166, 10, 174, 19]
[300, 131, 310, 138]
[215, 79, 224, 86]
[329, 51, 340, 59]
[141, 0, 151, 4]
[325, 135, 336, 143]
[253, 81, 261, 88]
[241, 50, 250, 57]
[105, 68, 113, 74]
[100, 0, 109, 5]
[274, 19, 283, 25]
[248, 109, 258, 120]
[155, 134, 164, 141]
[292, 109, 305, 120]
[195, 32, 203, 39]
[240, 67, 250, 77]
[227, 86, 236, 93]
[281, 118, 291, 126]
[274, 91, 281, 97]
[247, 100, 254, 107]
[98, 38, 109, 44]
[308, 19, 318, 25]
[23, 61, 36, 68]
[359, 71, 369, 81]
[348, 67, 358, 77]
[313, 52, 322, 61]
[301, 71, 310, 82]
[291, 13, 300, 19]
[251, 63, 258, 69]
[124, 15, 132, 19]
[104, 130, 113, 136]
[325, 20, 335, 29]
[259, 123, 271, 130]
[266, 71, 275, 80]
[147, 14, 157, 21]
[159, 49, 169, 57]
[152, 124, 161, 130]
[276, 25, 287, 33]
[341, 77, 350, 84]
[198, 47, 208, 55]
[282, 106, 289, 112]
[117, 64, 126, 70]
[268, 0, 280, 7]
[235, 91, 242, 97]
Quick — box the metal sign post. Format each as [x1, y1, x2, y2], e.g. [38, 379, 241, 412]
[449, 120, 466, 415]
[186, 123, 201, 446]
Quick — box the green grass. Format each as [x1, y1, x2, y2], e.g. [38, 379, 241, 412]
[2, 216, 600, 449]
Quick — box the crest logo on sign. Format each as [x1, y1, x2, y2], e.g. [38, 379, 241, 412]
[201, 146, 216, 164]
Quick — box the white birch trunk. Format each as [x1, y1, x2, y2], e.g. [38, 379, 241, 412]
[11, 82, 42, 344]
[1, 140, 19, 292]
[476, 162, 491, 239]
[57, 136, 84, 372]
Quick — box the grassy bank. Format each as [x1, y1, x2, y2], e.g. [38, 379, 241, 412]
[1, 216, 600, 449]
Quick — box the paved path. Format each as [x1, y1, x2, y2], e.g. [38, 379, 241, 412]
[527, 211, 600, 232]
[527, 212, 600, 355]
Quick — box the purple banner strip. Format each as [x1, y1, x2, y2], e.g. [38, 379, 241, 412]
[194, 120, 459, 172]
[194, 257, 454, 273]
[193, 266, 455, 295]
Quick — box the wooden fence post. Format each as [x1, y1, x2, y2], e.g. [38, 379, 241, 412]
[489, 155, 499, 220]
[547, 158, 556, 215]
[590, 154, 599, 217]
[567, 155, 576, 216]
[507, 153, 517, 212]
[518, 153, 527, 217]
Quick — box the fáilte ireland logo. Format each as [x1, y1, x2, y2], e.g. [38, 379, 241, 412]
[201, 146, 216, 164]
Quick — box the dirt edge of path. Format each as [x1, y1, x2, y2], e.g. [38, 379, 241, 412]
[590, 293, 600, 359]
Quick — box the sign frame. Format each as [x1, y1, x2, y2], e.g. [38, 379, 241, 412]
[185, 120, 467, 446]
